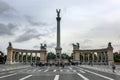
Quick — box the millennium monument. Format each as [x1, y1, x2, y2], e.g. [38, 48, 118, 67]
[55, 9, 62, 62]
[5, 9, 114, 65]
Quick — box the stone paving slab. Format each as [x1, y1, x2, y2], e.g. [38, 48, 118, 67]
[80, 65, 120, 76]
[0, 64, 30, 72]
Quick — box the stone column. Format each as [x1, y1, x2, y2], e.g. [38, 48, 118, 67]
[55, 9, 62, 61]
[30, 53, 32, 63]
[101, 52, 103, 64]
[13, 52, 15, 62]
[17, 52, 19, 62]
[35, 53, 37, 62]
[82, 53, 85, 63]
[21, 52, 23, 63]
[26, 52, 27, 62]
[88, 53, 90, 63]
[97, 52, 99, 64]
[92, 52, 94, 63]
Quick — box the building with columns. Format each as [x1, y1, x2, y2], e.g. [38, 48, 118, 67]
[5, 42, 47, 64]
[72, 42, 114, 65]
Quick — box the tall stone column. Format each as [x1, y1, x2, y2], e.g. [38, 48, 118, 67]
[55, 9, 62, 62]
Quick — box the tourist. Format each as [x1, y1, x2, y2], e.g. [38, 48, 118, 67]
[112, 62, 116, 73]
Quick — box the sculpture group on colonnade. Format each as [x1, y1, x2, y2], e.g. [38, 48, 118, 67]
[5, 42, 47, 64]
[72, 42, 114, 65]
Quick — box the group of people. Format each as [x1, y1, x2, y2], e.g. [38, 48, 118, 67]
[30, 61, 65, 68]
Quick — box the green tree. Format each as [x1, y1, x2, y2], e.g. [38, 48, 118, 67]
[114, 52, 120, 62]
[0, 51, 5, 64]
[47, 52, 56, 61]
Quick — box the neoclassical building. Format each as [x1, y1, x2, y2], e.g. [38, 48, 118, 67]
[72, 42, 114, 65]
[5, 42, 47, 64]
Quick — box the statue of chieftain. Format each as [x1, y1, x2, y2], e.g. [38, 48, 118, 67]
[40, 43, 47, 49]
[56, 9, 61, 17]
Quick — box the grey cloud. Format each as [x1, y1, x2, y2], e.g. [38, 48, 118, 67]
[15, 29, 45, 42]
[0, 1, 15, 16]
[47, 43, 56, 48]
[24, 15, 48, 26]
[0, 23, 17, 35]
[83, 39, 92, 44]
[33, 45, 40, 49]
[86, 21, 120, 38]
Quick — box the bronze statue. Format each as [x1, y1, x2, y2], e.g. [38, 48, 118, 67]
[40, 43, 47, 49]
[56, 9, 61, 17]
[9, 42, 12, 47]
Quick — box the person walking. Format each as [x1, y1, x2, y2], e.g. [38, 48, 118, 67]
[112, 62, 116, 73]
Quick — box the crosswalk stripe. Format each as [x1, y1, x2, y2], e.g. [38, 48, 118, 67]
[44, 69, 48, 72]
[0, 73, 17, 79]
[38, 70, 41, 72]
[79, 70, 85, 73]
[77, 73, 89, 80]
[85, 70, 114, 80]
[19, 75, 32, 80]
[53, 69, 56, 72]
[78, 67, 114, 80]
[54, 75, 59, 80]
[60, 70, 63, 72]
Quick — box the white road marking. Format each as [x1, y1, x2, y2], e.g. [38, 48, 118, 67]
[77, 73, 89, 80]
[77, 67, 114, 80]
[19, 75, 32, 80]
[0, 73, 17, 79]
[84, 69, 114, 80]
[53, 69, 56, 72]
[79, 70, 85, 73]
[54, 75, 59, 80]
[60, 70, 63, 72]
[38, 70, 41, 72]
[44, 69, 48, 72]
[69, 67, 73, 70]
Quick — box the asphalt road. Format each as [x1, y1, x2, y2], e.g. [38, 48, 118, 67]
[0, 65, 120, 80]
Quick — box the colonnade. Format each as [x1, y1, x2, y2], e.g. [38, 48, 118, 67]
[72, 42, 114, 65]
[79, 51, 108, 64]
[12, 51, 41, 63]
[5, 42, 47, 64]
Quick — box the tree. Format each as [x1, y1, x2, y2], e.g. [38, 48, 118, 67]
[0, 51, 5, 64]
[114, 52, 120, 62]
[47, 52, 56, 61]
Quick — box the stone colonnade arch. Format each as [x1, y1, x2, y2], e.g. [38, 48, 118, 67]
[5, 42, 47, 64]
[72, 42, 114, 65]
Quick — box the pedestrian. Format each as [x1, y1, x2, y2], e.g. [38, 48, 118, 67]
[112, 62, 116, 73]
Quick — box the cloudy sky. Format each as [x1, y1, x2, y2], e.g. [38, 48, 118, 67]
[0, 0, 120, 55]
